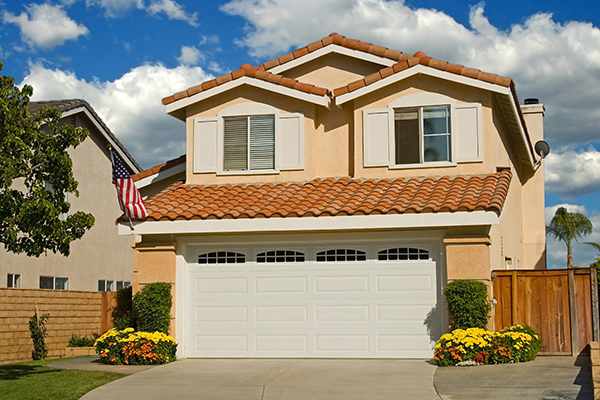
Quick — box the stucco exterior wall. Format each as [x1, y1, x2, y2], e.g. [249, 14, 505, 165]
[0, 115, 134, 291]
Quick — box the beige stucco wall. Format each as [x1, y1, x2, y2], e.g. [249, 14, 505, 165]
[0, 114, 134, 291]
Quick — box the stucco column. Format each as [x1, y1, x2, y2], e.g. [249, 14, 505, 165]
[132, 241, 177, 336]
[444, 235, 492, 284]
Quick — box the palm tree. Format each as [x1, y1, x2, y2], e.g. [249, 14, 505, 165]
[546, 207, 592, 268]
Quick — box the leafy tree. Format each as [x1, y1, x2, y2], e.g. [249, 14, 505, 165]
[546, 207, 592, 269]
[0, 61, 94, 257]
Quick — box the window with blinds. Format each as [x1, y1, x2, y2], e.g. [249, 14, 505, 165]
[224, 115, 275, 171]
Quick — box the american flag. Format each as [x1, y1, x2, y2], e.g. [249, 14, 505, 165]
[111, 149, 148, 219]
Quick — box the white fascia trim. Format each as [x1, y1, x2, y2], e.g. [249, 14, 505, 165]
[61, 107, 140, 173]
[505, 94, 536, 167]
[118, 210, 500, 235]
[166, 77, 330, 115]
[269, 44, 395, 75]
[336, 65, 512, 106]
[134, 162, 186, 189]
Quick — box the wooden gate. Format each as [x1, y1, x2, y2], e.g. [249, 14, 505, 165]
[492, 268, 599, 355]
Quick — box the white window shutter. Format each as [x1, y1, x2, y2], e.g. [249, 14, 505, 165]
[363, 109, 390, 167]
[194, 117, 218, 173]
[278, 113, 304, 170]
[454, 103, 482, 162]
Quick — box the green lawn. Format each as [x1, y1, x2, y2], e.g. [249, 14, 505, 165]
[0, 358, 125, 400]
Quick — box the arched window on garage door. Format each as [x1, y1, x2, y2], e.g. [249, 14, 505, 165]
[256, 250, 306, 263]
[198, 251, 246, 264]
[378, 247, 430, 261]
[316, 249, 367, 262]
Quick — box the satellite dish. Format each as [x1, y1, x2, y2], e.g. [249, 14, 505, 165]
[534, 141, 550, 158]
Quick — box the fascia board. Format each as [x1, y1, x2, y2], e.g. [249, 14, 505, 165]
[336, 65, 512, 106]
[134, 162, 186, 189]
[505, 94, 536, 167]
[269, 44, 395, 75]
[60, 107, 140, 173]
[166, 77, 330, 115]
[118, 210, 500, 235]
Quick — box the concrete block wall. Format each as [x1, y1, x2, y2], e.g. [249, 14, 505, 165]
[0, 288, 116, 364]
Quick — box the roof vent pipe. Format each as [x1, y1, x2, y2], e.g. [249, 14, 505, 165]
[524, 98, 539, 105]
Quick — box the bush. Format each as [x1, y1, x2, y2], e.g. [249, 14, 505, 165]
[29, 312, 49, 360]
[94, 328, 177, 365]
[113, 286, 135, 330]
[68, 334, 95, 347]
[444, 280, 491, 330]
[133, 282, 172, 334]
[434, 324, 541, 367]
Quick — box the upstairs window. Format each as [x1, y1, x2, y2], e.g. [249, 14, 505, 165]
[98, 280, 114, 291]
[224, 115, 275, 171]
[7, 273, 21, 288]
[40, 276, 69, 290]
[394, 106, 451, 165]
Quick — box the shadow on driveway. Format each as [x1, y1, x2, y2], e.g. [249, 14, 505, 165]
[434, 354, 593, 400]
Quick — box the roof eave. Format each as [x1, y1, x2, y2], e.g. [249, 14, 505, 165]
[166, 77, 331, 120]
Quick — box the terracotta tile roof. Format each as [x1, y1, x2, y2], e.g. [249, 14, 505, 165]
[134, 169, 511, 222]
[162, 64, 330, 106]
[132, 154, 186, 182]
[163, 33, 514, 106]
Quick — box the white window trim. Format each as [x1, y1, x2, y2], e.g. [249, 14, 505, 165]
[40, 276, 69, 290]
[388, 93, 457, 169]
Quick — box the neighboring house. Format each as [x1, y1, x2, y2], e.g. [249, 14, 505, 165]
[122, 33, 546, 359]
[0, 99, 141, 292]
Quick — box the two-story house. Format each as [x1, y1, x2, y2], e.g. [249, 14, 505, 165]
[122, 33, 546, 359]
[1, 99, 141, 292]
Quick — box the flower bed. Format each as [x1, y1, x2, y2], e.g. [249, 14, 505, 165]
[434, 324, 541, 366]
[94, 328, 177, 365]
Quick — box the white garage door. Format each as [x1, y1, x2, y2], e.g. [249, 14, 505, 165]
[184, 241, 441, 358]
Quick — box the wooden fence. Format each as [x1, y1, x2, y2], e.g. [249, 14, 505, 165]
[493, 268, 599, 355]
[0, 288, 116, 364]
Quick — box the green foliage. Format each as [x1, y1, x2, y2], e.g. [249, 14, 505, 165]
[133, 282, 172, 334]
[112, 286, 135, 330]
[547, 207, 593, 269]
[434, 325, 541, 366]
[67, 334, 95, 347]
[444, 279, 491, 330]
[0, 60, 94, 257]
[28, 312, 49, 360]
[94, 328, 177, 365]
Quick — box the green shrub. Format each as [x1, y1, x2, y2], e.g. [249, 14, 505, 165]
[94, 328, 177, 365]
[113, 286, 135, 330]
[434, 325, 541, 366]
[444, 279, 491, 330]
[133, 282, 172, 334]
[29, 312, 49, 360]
[68, 334, 95, 347]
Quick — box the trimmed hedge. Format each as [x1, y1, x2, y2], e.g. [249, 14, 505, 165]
[444, 279, 491, 330]
[133, 282, 172, 334]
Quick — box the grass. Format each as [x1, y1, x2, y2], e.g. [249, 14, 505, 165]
[0, 358, 126, 400]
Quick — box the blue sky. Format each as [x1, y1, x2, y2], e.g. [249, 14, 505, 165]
[1, 0, 599, 269]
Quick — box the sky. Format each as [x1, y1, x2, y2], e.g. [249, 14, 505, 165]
[1, 0, 599, 269]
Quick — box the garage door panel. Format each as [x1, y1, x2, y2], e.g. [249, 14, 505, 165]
[185, 240, 441, 358]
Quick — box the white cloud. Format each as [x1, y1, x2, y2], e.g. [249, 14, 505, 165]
[20, 62, 214, 168]
[545, 205, 600, 269]
[147, 0, 198, 26]
[3, 3, 89, 49]
[545, 147, 600, 200]
[176, 45, 203, 66]
[220, 0, 600, 149]
[85, 0, 144, 18]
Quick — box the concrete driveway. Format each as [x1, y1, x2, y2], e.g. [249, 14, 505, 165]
[63, 354, 592, 400]
[80, 358, 440, 400]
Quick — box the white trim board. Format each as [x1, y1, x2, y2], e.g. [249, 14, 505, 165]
[166, 77, 331, 118]
[134, 162, 186, 189]
[118, 210, 500, 235]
